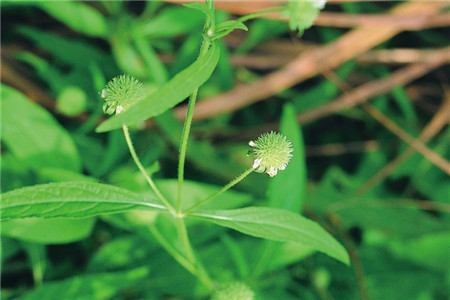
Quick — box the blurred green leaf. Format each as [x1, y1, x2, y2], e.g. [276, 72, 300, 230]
[35, 2, 108, 37]
[134, 6, 203, 39]
[253, 104, 307, 277]
[87, 235, 156, 272]
[388, 231, 450, 272]
[1, 85, 81, 172]
[1, 181, 165, 220]
[2, 218, 96, 244]
[268, 103, 306, 212]
[184, 2, 214, 23]
[96, 42, 220, 132]
[37, 167, 96, 183]
[191, 207, 350, 265]
[236, 19, 288, 54]
[17, 27, 116, 75]
[21, 267, 148, 300]
[1, 236, 21, 263]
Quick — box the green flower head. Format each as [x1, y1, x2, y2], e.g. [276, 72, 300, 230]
[101, 74, 145, 115]
[248, 131, 293, 177]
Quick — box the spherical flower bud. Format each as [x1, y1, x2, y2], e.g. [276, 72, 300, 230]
[101, 74, 145, 115]
[248, 131, 293, 177]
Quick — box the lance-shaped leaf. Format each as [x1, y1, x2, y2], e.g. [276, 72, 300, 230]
[1, 181, 165, 220]
[96, 43, 220, 132]
[190, 207, 349, 265]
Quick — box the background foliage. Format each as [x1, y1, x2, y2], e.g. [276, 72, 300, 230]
[1, 1, 449, 299]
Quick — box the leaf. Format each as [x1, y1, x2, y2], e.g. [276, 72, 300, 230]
[1, 85, 81, 171]
[388, 232, 450, 271]
[35, 2, 108, 37]
[96, 43, 220, 132]
[134, 6, 204, 39]
[17, 26, 116, 74]
[21, 267, 148, 300]
[190, 207, 349, 265]
[1, 181, 165, 220]
[1, 218, 96, 244]
[268, 103, 306, 212]
[87, 235, 156, 272]
[212, 20, 248, 40]
[253, 104, 308, 277]
[184, 2, 214, 22]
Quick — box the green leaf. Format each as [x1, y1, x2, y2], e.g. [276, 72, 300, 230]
[184, 2, 214, 23]
[388, 232, 450, 271]
[190, 207, 349, 265]
[1, 85, 81, 171]
[21, 267, 148, 300]
[35, 2, 108, 37]
[96, 43, 220, 132]
[212, 20, 248, 40]
[253, 104, 308, 277]
[268, 103, 306, 212]
[1, 218, 96, 244]
[134, 6, 204, 39]
[1, 181, 165, 220]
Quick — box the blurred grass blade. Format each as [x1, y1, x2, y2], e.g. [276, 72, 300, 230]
[96, 42, 220, 132]
[35, 2, 108, 37]
[1, 181, 166, 220]
[190, 207, 350, 265]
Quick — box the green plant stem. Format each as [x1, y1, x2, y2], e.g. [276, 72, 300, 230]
[184, 167, 254, 214]
[176, 39, 212, 212]
[176, 216, 214, 289]
[122, 125, 175, 214]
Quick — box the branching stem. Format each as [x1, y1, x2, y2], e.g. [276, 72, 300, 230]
[184, 167, 254, 214]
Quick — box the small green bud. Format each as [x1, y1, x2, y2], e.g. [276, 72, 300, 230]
[101, 74, 145, 115]
[248, 131, 293, 177]
[212, 282, 255, 300]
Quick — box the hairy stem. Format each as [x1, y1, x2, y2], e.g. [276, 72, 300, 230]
[176, 39, 212, 212]
[184, 167, 254, 214]
[176, 216, 214, 289]
[122, 125, 175, 214]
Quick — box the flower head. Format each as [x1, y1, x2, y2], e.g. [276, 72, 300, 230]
[101, 74, 145, 115]
[248, 131, 293, 177]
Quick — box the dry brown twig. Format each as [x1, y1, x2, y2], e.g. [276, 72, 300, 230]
[174, 1, 449, 122]
[296, 47, 450, 124]
[357, 96, 450, 194]
[361, 102, 450, 176]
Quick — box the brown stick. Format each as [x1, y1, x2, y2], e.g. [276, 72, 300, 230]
[169, 0, 450, 30]
[296, 47, 450, 124]
[315, 12, 450, 30]
[174, 1, 448, 122]
[362, 103, 450, 175]
[357, 97, 450, 194]
[357, 48, 450, 65]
